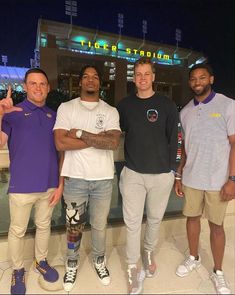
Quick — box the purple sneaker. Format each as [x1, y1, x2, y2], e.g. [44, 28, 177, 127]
[11, 268, 26, 295]
[35, 259, 59, 282]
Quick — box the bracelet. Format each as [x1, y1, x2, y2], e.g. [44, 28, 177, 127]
[228, 176, 235, 182]
[171, 170, 182, 177]
[175, 172, 182, 177]
[175, 177, 182, 180]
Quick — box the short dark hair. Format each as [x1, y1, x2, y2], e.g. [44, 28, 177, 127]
[78, 65, 102, 84]
[134, 57, 155, 74]
[24, 68, 49, 83]
[189, 63, 214, 77]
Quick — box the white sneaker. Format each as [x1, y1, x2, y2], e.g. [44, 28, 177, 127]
[94, 255, 110, 286]
[176, 255, 201, 277]
[127, 264, 146, 294]
[210, 270, 231, 294]
[63, 259, 78, 292]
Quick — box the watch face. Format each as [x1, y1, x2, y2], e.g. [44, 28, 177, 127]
[76, 130, 82, 138]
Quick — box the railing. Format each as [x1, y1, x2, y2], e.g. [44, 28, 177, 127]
[0, 138, 183, 236]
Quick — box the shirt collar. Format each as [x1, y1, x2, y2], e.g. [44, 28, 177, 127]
[193, 90, 216, 106]
[23, 99, 48, 112]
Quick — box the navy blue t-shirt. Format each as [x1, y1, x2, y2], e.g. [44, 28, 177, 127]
[117, 93, 180, 174]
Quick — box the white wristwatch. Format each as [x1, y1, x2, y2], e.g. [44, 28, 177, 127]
[76, 129, 82, 138]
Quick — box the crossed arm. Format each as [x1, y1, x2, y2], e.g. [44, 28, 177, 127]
[54, 128, 121, 152]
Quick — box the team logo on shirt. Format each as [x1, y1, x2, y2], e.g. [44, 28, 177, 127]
[95, 114, 105, 129]
[46, 113, 52, 118]
[209, 113, 221, 118]
[24, 112, 32, 116]
[147, 109, 158, 122]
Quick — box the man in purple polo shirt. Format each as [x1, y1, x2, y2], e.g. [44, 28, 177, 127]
[174, 63, 235, 294]
[0, 68, 63, 295]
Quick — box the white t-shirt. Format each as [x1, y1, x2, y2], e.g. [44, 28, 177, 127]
[180, 93, 235, 190]
[54, 97, 121, 180]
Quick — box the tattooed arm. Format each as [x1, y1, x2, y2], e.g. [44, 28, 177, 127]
[68, 128, 121, 150]
[54, 129, 89, 151]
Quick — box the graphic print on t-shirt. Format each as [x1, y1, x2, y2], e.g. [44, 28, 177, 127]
[96, 113, 105, 129]
[147, 109, 158, 122]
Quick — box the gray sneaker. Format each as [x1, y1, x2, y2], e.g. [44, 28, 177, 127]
[210, 270, 231, 294]
[142, 250, 157, 278]
[127, 264, 145, 294]
[176, 255, 201, 277]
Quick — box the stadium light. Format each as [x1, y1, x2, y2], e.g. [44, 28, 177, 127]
[2, 55, 8, 66]
[142, 20, 147, 41]
[117, 13, 124, 35]
[175, 28, 182, 48]
[65, 0, 78, 39]
[116, 13, 124, 51]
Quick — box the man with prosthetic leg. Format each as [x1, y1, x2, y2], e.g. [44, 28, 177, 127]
[54, 65, 121, 292]
[63, 202, 86, 291]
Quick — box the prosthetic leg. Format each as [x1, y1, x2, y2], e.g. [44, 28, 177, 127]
[63, 201, 87, 292]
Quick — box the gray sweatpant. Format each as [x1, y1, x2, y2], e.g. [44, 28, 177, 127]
[120, 167, 174, 264]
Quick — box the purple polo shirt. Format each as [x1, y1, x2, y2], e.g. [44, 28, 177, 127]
[2, 99, 59, 193]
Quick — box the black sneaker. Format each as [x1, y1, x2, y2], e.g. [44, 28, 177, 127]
[11, 268, 26, 295]
[63, 259, 78, 292]
[93, 255, 110, 286]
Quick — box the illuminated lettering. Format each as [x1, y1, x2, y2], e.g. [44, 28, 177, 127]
[74, 38, 173, 61]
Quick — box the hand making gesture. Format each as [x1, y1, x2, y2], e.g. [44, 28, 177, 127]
[0, 86, 22, 116]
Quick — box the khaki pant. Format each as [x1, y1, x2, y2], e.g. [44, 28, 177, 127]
[8, 189, 55, 269]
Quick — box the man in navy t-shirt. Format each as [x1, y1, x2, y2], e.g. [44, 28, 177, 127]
[117, 57, 181, 294]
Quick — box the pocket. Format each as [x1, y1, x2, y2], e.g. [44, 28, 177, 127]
[119, 166, 126, 191]
[120, 166, 125, 179]
[165, 171, 175, 188]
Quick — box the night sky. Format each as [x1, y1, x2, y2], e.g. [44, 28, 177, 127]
[0, 0, 235, 97]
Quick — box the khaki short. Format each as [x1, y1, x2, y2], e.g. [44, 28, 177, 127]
[182, 185, 229, 225]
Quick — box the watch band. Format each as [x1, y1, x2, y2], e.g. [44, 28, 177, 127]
[228, 176, 235, 182]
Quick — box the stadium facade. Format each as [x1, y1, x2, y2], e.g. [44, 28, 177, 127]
[36, 18, 207, 107]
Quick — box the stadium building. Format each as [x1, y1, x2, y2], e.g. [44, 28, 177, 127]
[36, 18, 207, 107]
